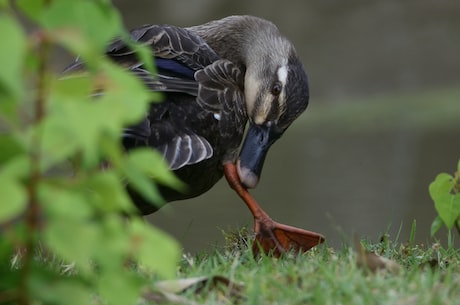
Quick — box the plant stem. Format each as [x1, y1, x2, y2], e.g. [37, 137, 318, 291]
[18, 30, 50, 305]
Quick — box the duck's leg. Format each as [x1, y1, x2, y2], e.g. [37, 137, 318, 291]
[223, 163, 325, 257]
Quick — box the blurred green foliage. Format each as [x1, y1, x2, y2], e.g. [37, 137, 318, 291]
[0, 1, 181, 304]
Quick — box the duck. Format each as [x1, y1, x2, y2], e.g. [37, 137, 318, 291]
[65, 15, 324, 257]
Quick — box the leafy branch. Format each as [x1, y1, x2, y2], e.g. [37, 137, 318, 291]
[0, 1, 182, 304]
[18, 28, 51, 305]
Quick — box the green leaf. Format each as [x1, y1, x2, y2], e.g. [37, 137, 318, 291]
[0, 95, 18, 124]
[41, 96, 118, 168]
[30, 277, 92, 305]
[42, 63, 154, 168]
[129, 219, 180, 279]
[35, 75, 94, 167]
[125, 36, 156, 73]
[0, 155, 30, 178]
[122, 161, 165, 207]
[430, 215, 443, 237]
[0, 0, 9, 9]
[0, 14, 26, 99]
[126, 148, 185, 190]
[97, 270, 143, 305]
[89, 215, 130, 272]
[429, 173, 460, 229]
[0, 172, 27, 223]
[39, 0, 122, 54]
[15, 0, 47, 23]
[51, 73, 93, 99]
[44, 197, 131, 275]
[0, 155, 29, 223]
[0, 134, 24, 164]
[84, 171, 135, 213]
[97, 61, 156, 124]
[119, 148, 186, 209]
[44, 217, 100, 274]
[39, 182, 93, 220]
[38, 112, 80, 167]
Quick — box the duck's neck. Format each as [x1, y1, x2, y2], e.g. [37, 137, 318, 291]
[188, 15, 290, 71]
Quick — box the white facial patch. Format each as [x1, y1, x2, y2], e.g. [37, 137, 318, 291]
[277, 65, 288, 87]
[276, 65, 288, 115]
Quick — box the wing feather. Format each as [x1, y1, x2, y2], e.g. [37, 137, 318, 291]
[158, 134, 213, 170]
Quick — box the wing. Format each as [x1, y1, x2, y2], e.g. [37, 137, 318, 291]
[195, 59, 246, 162]
[64, 24, 221, 95]
[111, 24, 220, 69]
[108, 24, 222, 97]
[63, 24, 225, 170]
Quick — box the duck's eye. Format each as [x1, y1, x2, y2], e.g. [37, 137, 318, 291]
[271, 82, 282, 96]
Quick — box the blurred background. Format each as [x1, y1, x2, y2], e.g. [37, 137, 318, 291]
[107, 0, 460, 252]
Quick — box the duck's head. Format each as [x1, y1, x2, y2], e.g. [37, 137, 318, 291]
[190, 15, 310, 188]
[237, 37, 309, 188]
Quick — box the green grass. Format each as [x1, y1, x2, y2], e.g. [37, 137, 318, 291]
[167, 232, 460, 305]
[10, 227, 460, 305]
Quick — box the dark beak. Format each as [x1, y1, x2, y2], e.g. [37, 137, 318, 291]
[237, 122, 282, 188]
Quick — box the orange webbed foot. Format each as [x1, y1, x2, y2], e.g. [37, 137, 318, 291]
[223, 163, 325, 257]
[252, 216, 325, 257]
